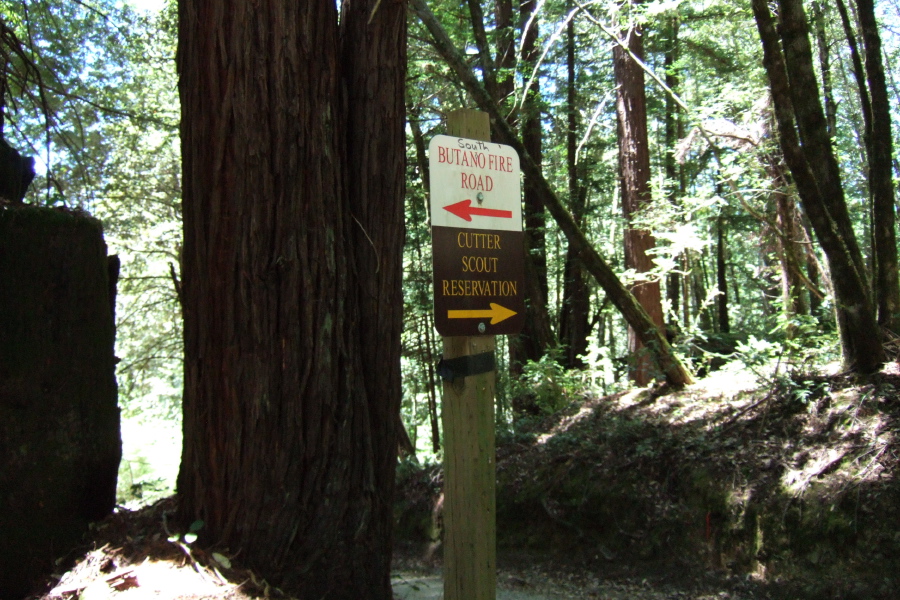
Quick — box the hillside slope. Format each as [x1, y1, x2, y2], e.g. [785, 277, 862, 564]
[396, 362, 900, 599]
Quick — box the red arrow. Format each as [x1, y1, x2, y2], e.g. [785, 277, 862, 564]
[443, 199, 513, 222]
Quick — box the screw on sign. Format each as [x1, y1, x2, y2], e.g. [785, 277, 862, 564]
[429, 134, 525, 337]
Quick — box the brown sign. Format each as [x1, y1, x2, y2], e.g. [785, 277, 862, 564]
[432, 226, 525, 336]
[429, 135, 524, 336]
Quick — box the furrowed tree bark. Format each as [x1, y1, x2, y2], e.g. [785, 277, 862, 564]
[412, 0, 693, 387]
[856, 0, 900, 332]
[614, 23, 665, 385]
[177, 0, 406, 596]
[342, 0, 407, 586]
[751, 0, 884, 373]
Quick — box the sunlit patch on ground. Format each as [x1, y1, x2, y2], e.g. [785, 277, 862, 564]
[782, 444, 854, 496]
[32, 499, 260, 600]
[48, 559, 241, 600]
[781, 385, 896, 496]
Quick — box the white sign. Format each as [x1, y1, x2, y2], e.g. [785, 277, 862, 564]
[428, 135, 522, 232]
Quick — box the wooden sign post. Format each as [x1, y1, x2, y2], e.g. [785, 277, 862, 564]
[442, 108, 496, 600]
[429, 109, 524, 600]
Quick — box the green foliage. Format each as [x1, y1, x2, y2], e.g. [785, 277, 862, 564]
[167, 518, 203, 545]
[504, 350, 583, 415]
[5, 0, 896, 490]
[2, 0, 169, 204]
[579, 334, 623, 394]
[3, 0, 183, 428]
[727, 318, 841, 411]
[116, 414, 180, 506]
[734, 335, 783, 371]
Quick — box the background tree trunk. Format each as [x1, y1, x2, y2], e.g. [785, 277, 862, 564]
[409, 115, 442, 451]
[836, 0, 872, 171]
[716, 213, 730, 334]
[559, 10, 590, 369]
[614, 24, 665, 386]
[752, 0, 884, 373]
[494, 0, 515, 105]
[176, 0, 406, 596]
[856, 0, 900, 332]
[811, 1, 837, 138]
[664, 16, 683, 330]
[774, 190, 809, 335]
[509, 0, 554, 373]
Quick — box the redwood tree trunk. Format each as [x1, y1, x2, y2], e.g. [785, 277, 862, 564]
[176, 0, 406, 596]
[614, 25, 665, 385]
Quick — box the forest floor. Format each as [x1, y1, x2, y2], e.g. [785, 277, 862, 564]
[25, 495, 763, 600]
[395, 356, 900, 599]
[25, 357, 900, 600]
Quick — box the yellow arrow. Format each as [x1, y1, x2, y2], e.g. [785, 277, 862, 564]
[447, 303, 518, 325]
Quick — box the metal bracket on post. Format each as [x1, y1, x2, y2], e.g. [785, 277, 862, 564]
[437, 352, 495, 392]
[437, 352, 496, 382]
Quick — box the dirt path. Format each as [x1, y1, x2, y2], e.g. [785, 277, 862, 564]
[391, 568, 766, 600]
[393, 573, 567, 599]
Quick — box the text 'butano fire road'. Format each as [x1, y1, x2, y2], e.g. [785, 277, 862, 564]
[429, 134, 525, 336]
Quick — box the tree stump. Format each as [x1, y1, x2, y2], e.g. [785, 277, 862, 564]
[0, 205, 120, 599]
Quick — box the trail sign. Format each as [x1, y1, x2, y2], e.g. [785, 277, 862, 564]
[429, 134, 525, 336]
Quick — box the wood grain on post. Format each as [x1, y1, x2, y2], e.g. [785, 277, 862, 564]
[442, 108, 497, 600]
